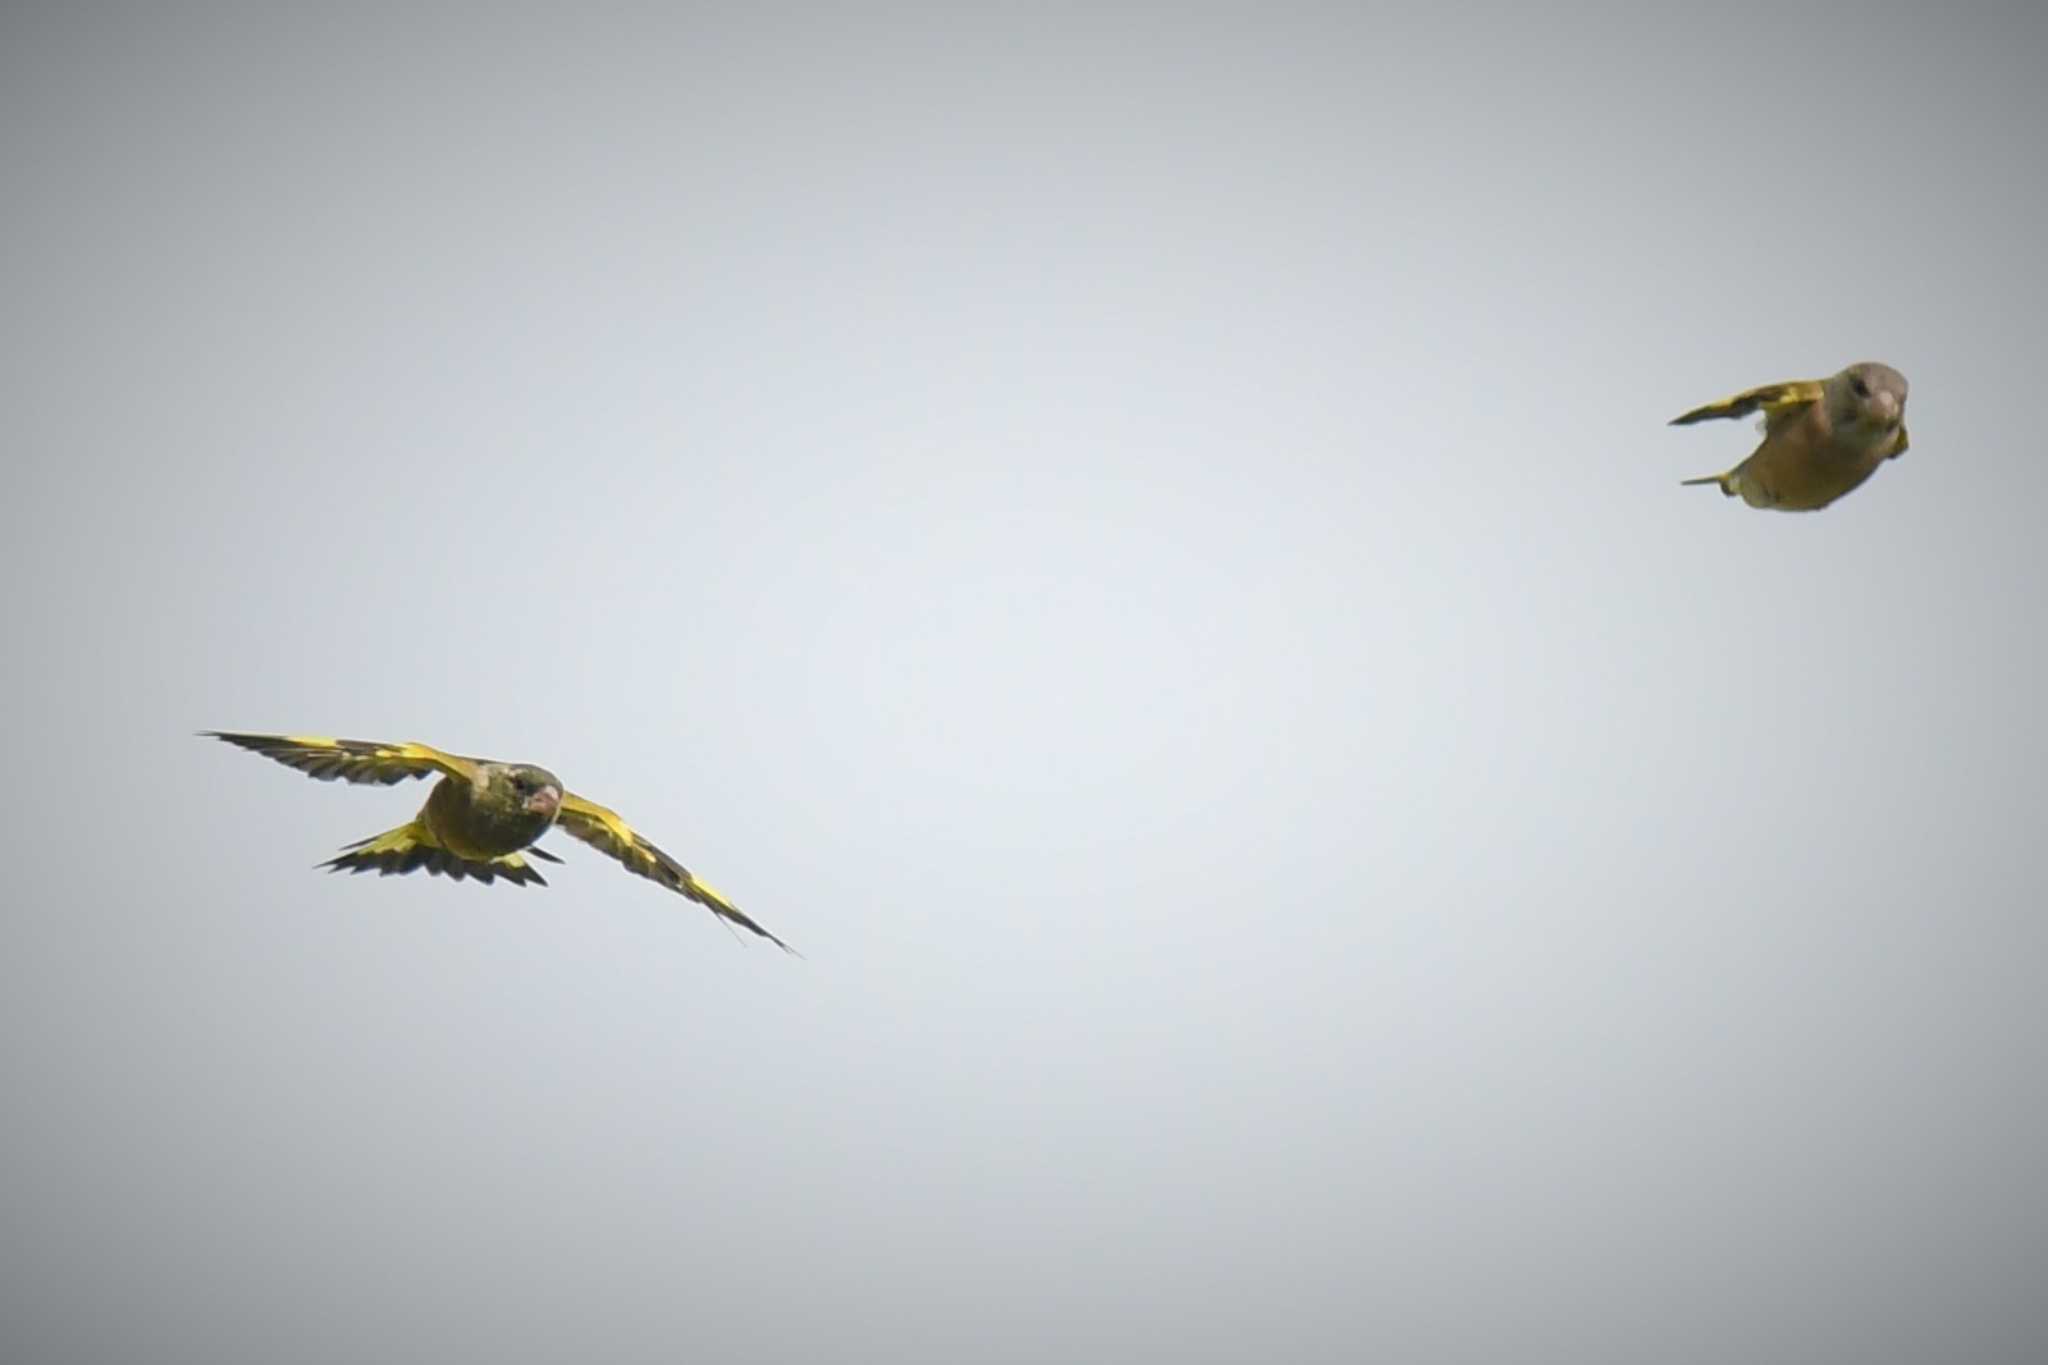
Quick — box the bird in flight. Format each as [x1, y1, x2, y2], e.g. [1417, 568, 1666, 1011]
[204, 731, 793, 951]
[1671, 361, 1909, 511]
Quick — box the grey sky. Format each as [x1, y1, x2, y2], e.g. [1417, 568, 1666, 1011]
[4, 5, 2046, 1362]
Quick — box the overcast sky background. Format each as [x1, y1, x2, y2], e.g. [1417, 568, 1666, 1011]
[5, 6, 2046, 1362]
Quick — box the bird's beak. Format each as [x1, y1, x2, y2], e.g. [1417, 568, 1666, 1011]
[525, 785, 562, 817]
[1872, 391, 1901, 426]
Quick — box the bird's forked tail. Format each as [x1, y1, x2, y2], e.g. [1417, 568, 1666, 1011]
[324, 820, 549, 886]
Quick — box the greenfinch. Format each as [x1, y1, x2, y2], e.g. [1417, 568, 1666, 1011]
[1672, 362, 1909, 511]
[205, 731, 792, 951]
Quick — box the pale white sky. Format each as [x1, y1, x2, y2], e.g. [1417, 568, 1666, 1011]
[5, 7, 2046, 1362]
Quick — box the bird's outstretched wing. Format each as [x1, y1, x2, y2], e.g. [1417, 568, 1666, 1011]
[204, 731, 479, 785]
[1668, 379, 1825, 432]
[556, 792, 795, 952]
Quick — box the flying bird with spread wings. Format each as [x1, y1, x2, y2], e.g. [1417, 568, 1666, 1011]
[1671, 361, 1909, 512]
[204, 731, 793, 951]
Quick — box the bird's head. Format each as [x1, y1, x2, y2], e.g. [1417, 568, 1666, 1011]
[1828, 361, 1908, 438]
[483, 763, 564, 818]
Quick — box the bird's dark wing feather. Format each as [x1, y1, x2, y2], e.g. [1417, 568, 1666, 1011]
[556, 793, 795, 952]
[204, 732, 478, 785]
[1668, 379, 1824, 430]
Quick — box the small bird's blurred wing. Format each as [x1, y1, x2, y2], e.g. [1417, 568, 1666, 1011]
[1668, 379, 1825, 433]
[556, 792, 795, 952]
[204, 731, 479, 785]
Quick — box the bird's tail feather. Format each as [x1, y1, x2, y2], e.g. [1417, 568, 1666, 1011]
[324, 822, 548, 887]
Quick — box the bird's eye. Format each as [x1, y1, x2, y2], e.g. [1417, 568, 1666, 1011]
[1851, 376, 1870, 398]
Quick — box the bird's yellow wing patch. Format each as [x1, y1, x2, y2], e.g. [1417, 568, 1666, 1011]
[556, 792, 795, 951]
[205, 731, 478, 785]
[1668, 379, 1825, 429]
